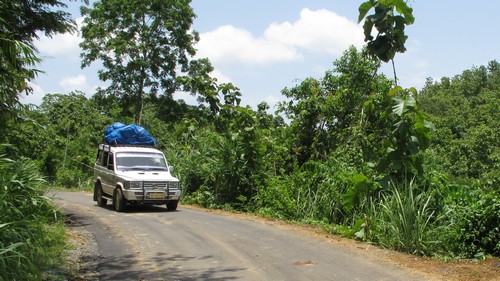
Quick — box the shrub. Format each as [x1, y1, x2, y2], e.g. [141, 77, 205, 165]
[370, 179, 443, 255]
[0, 146, 65, 280]
[443, 186, 500, 257]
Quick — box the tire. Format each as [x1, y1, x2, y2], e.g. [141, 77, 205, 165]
[114, 188, 126, 212]
[166, 200, 178, 211]
[96, 184, 107, 207]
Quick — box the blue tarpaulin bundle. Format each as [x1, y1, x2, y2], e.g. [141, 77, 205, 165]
[104, 122, 126, 135]
[104, 122, 157, 146]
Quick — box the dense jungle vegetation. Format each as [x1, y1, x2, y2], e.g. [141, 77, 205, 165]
[1, 0, 498, 279]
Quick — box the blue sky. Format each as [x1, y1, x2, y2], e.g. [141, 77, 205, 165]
[26, 0, 500, 110]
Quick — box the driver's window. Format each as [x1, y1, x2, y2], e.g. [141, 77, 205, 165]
[96, 150, 103, 165]
[102, 152, 109, 167]
[107, 153, 114, 170]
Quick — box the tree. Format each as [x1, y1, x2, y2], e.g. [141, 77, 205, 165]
[80, 0, 200, 125]
[0, 0, 78, 134]
[420, 61, 500, 182]
[37, 92, 110, 185]
[278, 47, 392, 165]
[358, 0, 414, 85]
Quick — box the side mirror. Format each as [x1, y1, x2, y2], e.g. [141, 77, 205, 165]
[169, 166, 174, 173]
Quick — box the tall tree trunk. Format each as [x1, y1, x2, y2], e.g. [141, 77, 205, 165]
[135, 75, 145, 125]
[135, 93, 143, 125]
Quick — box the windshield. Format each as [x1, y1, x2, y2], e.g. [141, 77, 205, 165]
[116, 152, 168, 171]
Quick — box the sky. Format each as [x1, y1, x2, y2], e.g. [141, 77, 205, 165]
[25, 0, 500, 111]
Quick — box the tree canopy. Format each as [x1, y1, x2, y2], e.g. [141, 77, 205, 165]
[80, 0, 200, 124]
[0, 0, 81, 137]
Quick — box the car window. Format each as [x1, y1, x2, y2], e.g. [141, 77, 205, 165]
[107, 153, 114, 170]
[102, 151, 109, 167]
[96, 150, 103, 165]
[115, 152, 168, 171]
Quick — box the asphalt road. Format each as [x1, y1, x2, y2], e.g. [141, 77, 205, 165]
[52, 191, 427, 281]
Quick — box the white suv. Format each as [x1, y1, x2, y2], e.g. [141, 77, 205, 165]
[93, 144, 181, 212]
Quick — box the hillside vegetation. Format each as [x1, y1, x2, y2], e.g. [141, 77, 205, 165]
[3, 54, 499, 259]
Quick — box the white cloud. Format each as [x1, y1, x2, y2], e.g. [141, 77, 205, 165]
[264, 8, 364, 56]
[174, 91, 197, 105]
[196, 8, 364, 69]
[211, 69, 232, 84]
[264, 94, 281, 109]
[196, 25, 301, 66]
[59, 74, 95, 94]
[60, 74, 85, 90]
[19, 82, 46, 105]
[35, 17, 83, 58]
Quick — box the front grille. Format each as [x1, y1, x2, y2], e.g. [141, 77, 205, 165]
[143, 181, 167, 190]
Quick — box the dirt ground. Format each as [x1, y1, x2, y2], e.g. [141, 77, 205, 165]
[187, 205, 500, 281]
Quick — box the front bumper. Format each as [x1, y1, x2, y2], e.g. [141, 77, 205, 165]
[123, 189, 181, 202]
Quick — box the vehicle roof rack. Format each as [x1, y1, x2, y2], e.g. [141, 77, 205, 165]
[99, 143, 158, 151]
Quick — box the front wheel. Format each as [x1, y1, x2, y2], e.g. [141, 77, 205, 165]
[114, 188, 126, 212]
[166, 200, 178, 211]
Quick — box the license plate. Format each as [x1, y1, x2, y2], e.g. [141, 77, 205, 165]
[148, 192, 165, 199]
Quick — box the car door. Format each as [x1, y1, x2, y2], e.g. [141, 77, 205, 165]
[100, 151, 115, 196]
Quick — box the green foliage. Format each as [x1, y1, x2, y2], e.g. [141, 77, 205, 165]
[255, 156, 358, 225]
[420, 61, 499, 183]
[177, 58, 222, 116]
[80, 0, 200, 124]
[439, 184, 500, 258]
[37, 93, 110, 186]
[0, 0, 78, 131]
[278, 46, 393, 166]
[173, 97, 270, 209]
[169, 58, 498, 258]
[369, 179, 442, 256]
[358, 0, 414, 63]
[0, 146, 66, 280]
[342, 174, 377, 213]
[279, 77, 328, 164]
[0, 0, 77, 41]
[0, 39, 41, 126]
[376, 86, 434, 180]
[2, 93, 111, 187]
[455, 190, 500, 257]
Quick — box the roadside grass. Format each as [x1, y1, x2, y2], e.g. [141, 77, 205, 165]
[369, 179, 442, 256]
[0, 147, 69, 281]
[49, 178, 94, 193]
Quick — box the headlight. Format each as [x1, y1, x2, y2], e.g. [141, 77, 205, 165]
[130, 181, 142, 189]
[168, 181, 179, 189]
[125, 181, 143, 189]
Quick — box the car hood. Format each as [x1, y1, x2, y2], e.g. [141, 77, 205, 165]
[115, 170, 179, 182]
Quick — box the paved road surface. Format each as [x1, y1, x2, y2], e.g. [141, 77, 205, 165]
[52, 191, 427, 281]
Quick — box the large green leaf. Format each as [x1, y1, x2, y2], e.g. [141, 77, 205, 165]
[380, 0, 415, 24]
[407, 135, 419, 155]
[358, 1, 374, 23]
[357, 0, 414, 63]
[343, 174, 374, 211]
[392, 95, 416, 116]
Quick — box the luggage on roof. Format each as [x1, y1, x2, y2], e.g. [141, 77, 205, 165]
[104, 123, 157, 146]
[104, 122, 126, 135]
